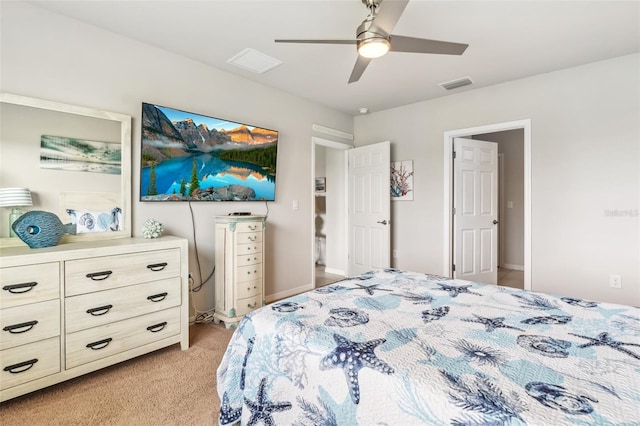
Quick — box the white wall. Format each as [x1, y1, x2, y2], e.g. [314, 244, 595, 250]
[355, 53, 640, 306]
[0, 2, 353, 313]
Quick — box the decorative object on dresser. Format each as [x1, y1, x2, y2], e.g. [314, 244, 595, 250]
[142, 218, 163, 239]
[0, 187, 33, 238]
[0, 236, 189, 402]
[213, 215, 266, 328]
[11, 210, 76, 249]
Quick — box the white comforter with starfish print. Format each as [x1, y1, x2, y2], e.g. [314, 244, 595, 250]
[216, 269, 640, 425]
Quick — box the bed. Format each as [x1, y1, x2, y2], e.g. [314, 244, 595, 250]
[216, 269, 640, 425]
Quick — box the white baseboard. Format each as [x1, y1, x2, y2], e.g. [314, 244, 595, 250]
[324, 267, 345, 276]
[267, 283, 314, 303]
[503, 264, 525, 271]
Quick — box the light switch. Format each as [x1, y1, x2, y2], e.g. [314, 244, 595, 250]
[507, 201, 514, 209]
[292, 200, 299, 210]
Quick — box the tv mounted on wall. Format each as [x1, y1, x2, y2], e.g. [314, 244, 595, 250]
[140, 102, 278, 202]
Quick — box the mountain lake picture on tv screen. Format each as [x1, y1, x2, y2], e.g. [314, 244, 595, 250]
[140, 102, 278, 202]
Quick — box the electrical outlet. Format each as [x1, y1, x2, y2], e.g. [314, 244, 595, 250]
[609, 274, 621, 288]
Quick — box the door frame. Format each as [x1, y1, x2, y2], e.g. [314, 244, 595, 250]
[311, 136, 353, 288]
[443, 119, 531, 290]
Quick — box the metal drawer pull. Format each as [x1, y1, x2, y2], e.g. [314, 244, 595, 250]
[86, 271, 113, 281]
[146, 322, 167, 333]
[248, 236, 257, 242]
[147, 292, 168, 302]
[3, 320, 38, 334]
[147, 262, 168, 272]
[2, 282, 38, 294]
[86, 338, 112, 350]
[247, 302, 257, 309]
[4, 359, 38, 374]
[86, 305, 113, 316]
[248, 225, 257, 230]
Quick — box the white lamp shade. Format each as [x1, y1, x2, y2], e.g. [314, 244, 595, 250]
[0, 187, 33, 207]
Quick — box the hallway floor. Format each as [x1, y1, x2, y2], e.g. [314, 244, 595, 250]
[498, 268, 524, 289]
[315, 265, 344, 288]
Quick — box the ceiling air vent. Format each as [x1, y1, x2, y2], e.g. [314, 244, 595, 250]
[227, 48, 282, 74]
[439, 77, 474, 91]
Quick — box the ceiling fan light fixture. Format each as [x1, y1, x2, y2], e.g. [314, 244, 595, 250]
[357, 37, 390, 58]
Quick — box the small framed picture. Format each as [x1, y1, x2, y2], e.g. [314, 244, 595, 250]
[315, 177, 326, 193]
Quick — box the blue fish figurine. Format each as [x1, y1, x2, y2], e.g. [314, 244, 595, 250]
[12, 211, 77, 249]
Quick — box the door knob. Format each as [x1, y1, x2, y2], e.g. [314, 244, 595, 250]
[492, 220, 499, 225]
[377, 220, 388, 225]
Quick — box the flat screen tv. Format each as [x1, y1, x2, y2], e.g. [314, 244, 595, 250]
[140, 102, 278, 202]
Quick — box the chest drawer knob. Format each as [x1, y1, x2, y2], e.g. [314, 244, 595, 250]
[146, 322, 167, 333]
[86, 305, 113, 316]
[247, 302, 257, 309]
[248, 236, 257, 242]
[147, 292, 168, 302]
[86, 338, 112, 350]
[2, 281, 38, 294]
[86, 271, 113, 281]
[3, 320, 38, 334]
[146, 262, 168, 272]
[3, 359, 38, 374]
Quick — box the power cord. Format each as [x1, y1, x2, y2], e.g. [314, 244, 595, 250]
[187, 201, 216, 323]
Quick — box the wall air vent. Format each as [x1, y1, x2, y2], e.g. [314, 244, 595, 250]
[439, 77, 474, 91]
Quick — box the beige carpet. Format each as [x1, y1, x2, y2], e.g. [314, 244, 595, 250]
[0, 323, 234, 426]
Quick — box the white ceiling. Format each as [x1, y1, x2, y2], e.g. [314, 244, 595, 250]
[26, 0, 640, 116]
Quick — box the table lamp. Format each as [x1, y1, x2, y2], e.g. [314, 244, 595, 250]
[0, 187, 33, 237]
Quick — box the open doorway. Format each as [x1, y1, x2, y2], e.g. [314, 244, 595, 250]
[311, 137, 351, 288]
[443, 119, 531, 291]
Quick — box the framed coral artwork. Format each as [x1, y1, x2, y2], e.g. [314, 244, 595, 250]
[391, 160, 414, 201]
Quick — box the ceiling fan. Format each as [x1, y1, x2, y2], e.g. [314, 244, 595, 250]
[275, 0, 468, 83]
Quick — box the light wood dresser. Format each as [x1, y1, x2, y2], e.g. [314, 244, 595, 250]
[0, 236, 189, 402]
[213, 215, 266, 329]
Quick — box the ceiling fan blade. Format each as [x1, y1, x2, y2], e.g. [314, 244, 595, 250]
[275, 39, 356, 45]
[348, 56, 372, 83]
[372, 0, 409, 34]
[389, 35, 468, 55]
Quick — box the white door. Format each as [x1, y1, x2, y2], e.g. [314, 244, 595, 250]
[347, 141, 391, 276]
[453, 137, 498, 284]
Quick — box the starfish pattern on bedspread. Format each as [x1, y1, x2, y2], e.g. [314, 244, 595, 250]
[433, 283, 481, 298]
[346, 283, 393, 295]
[462, 314, 525, 332]
[569, 332, 640, 360]
[219, 392, 242, 425]
[244, 378, 292, 426]
[320, 333, 394, 404]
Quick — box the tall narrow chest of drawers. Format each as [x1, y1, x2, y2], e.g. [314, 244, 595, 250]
[213, 215, 266, 328]
[0, 236, 189, 402]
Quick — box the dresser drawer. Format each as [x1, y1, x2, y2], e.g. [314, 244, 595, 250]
[0, 263, 60, 309]
[236, 252, 262, 267]
[236, 264, 263, 283]
[236, 279, 261, 299]
[235, 222, 262, 233]
[1, 337, 60, 391]
[66, 306, 181, 369]
[236, 243, 261, 255]
[236, 294, 262, 317]
[66, 278, 181, 333]
[1, 299, 60, 350]
[235, 232, 262, 245]
[65, 249, 181, 296]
